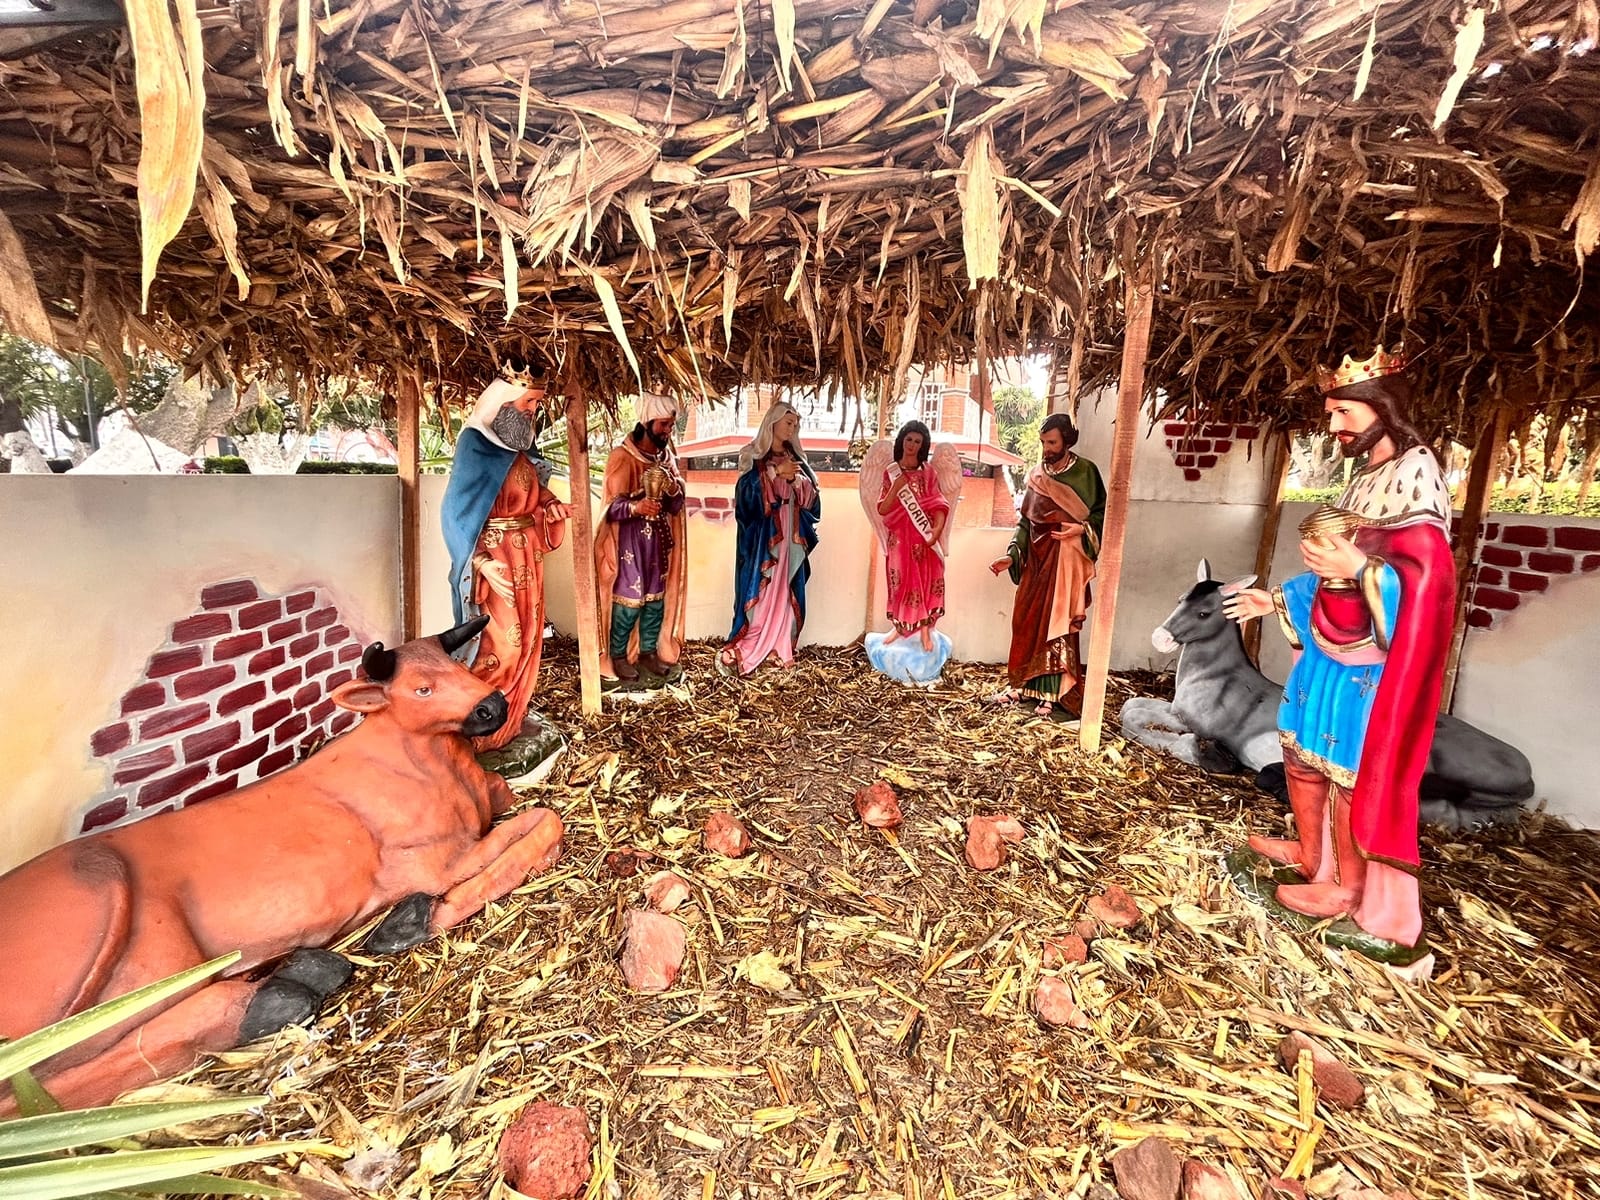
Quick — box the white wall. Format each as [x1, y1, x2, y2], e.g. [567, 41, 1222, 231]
[1260, 505, 1600, 830]
[0, 476, 400, 872]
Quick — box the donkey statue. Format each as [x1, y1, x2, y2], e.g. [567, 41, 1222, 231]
[1119, 560, 1534, 829]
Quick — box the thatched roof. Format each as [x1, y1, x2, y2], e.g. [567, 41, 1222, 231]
[1, 0, 1598, 431]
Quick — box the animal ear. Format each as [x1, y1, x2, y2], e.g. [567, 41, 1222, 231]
[1197, 559, 1213, 583]
[331, 680, 389, 714]
[1219, 574, 1259, 596]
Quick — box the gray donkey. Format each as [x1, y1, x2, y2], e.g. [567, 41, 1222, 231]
[1119, 560, 1535, 830]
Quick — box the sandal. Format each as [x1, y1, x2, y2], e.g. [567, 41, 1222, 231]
[715, 647, 738, 678]
[1032, 700, 1054, 718]
[984, 688, 1022, 707]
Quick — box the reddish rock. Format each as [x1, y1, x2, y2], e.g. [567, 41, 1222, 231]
[964, 814, 1024, 870]
[1088, 884, 1142, 929]
[853, 781, 904, 829]
[1074, 918, 1099, 940]
[604, 849, 652, 878]
[1276, 1032, 1366, 1109]
[643, 870, 692, 914]
[1180, 1161, 1240, 1200]
[1032, 976, 1090, 1028]
[1261, 1180, 1306, 1200]
[1043, 934, 1089, 967]
[1111, 1136, 1181, 1200]
[619, 909, 686, 994]
[703, 812, 751, 857]
[497, 1101, 592, 1199]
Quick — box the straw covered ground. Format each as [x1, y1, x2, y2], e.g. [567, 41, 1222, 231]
[173, 642, 1600, 1200]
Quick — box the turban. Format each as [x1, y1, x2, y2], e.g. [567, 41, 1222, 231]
[638, 393, 677, 424]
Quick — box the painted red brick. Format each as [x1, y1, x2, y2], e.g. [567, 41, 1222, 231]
[171, 612, 233, 643]
[1472, 587, 1520, 612]
[211, 631, 264, 661]
[1474, 566, 1503, 587]
[275, 713, 309, 744]
[267, 617, 303, 644]
[1484, 522, 1501, 540]
[140, 703, 210, 740]
[306, 651, 335, 676]
[183, 721, 241, 763]
[219, 681, 267, 716]
[186, 775, 240, 805]
[272, 666, 304, 694]
[1183, 468, 1202, 482]
[91, 722, 132, 756]
[1509, 571, 1549, 593]
[1466, 608, 1494, 628]
[238, 599, 285, 630]
[174, 665, 237, 700]
[219, 736, 270, 775]
[323, 625, 351, 647]
[1235, 424, 1260, 439]
[1528, 551, 1575, 574]
[1199, 424, 1233, 438]
[120, 682, 167, 715]
[701, 496, 732, 509]
[1173, 453, 1196, 467]
[137, 764, 208, 808]
[1554, 526, 1600, 553]
[113, 745, 176, 785]
[1211, 439, 1233, 454]
[326, 668, 355, 690]
[285, 590, 317, 614]
[1196, 455, 1219, 469]
[330, 711, 358, 735]
[252, 699, 293, 732]
[250, 646, 287, 674]
[305, 607, 338, 633]
[148, 647, 204, 678]
[1501, 525, 1548, 548]
[1162, 422, 1188, 436]
[1481, 545, 1523, 568]
[293, 682, 321, 710]
[201, 580, 260, 609]
[289, 633, 321, 659]
[1585, 554, 1600, 572]
[257, 747, 295, 777]
[310, 699, 336, 726]
[1187, 439, 1214, 454]
[81, 798, 129, 832]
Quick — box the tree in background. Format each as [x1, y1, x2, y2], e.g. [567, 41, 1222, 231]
[993, 384, 1045, 469]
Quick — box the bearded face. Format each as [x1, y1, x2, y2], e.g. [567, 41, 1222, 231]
[489, 402, 536, 451]
[641, 418, 675, 450]
[1325, 397, 1386, 459]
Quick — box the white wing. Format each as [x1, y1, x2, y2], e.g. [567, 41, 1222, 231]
[857, 438, 895, 554]
[930, 441, 963, 554]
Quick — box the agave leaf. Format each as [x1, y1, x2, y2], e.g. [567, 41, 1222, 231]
[0, 1098, 263, 1162]
[0, 953, 240, 1082]
[0, 1142, 308, 1200]
[6, 1070, 61, 1120]
[129, 1170, 296, 1196]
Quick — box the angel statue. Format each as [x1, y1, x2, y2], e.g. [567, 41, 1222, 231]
[859, 420, 963, 685]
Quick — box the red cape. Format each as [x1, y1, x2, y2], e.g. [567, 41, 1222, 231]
[1313, 521, 1455, 872]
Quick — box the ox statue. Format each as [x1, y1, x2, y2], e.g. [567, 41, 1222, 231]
[0, 615, 565, 1111]
[1119, 560, 1534, 829]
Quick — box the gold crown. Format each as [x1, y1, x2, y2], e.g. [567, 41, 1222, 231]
[498, 359, 537, 389]
[1313, 344, 1408, 395]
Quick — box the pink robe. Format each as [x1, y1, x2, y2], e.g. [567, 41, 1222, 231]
[879, 466, 951, 635]
[729, 463, 817, 673]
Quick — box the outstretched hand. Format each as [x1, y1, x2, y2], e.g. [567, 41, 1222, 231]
[988, 556, 1011, 576]
[1221, 587, 1274, 623]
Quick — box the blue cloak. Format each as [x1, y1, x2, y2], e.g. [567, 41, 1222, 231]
[441, 427, 552, 625]
[728, 460, 821, 642]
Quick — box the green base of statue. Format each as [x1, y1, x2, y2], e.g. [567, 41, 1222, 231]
[1225, 847, 1430, 967]
[601, 660, 683, 695]
[476, 713, 566, 787]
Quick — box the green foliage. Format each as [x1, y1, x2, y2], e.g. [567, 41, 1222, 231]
[0, 336, 173, 450]
[203, 456, 250, 474]
[993, 384, 1044, 468]
[0, 953, 313, 1199]
[1283, 486, 1600, 517]
[296, 461, 397, 475]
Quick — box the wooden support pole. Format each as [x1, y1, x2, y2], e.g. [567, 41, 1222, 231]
[397, 371, 422, 641]
[1080, 251, 1156, 752]
[1242, 429, 1293, 665]
[565, 383, 604, 716]
[1050, 325, 1086, 417]
[1440, 407, 1508, 713]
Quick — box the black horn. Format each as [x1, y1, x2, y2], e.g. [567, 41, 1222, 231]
[361, 641, 397, 682]
[437, 614, 491, 656]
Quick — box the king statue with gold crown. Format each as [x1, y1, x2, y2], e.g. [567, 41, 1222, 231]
[1223, 346, 1456, 972]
